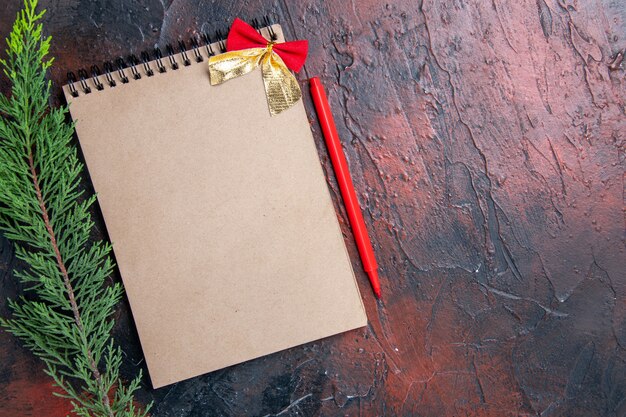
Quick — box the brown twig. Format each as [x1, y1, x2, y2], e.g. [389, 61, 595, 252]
[27, 151, 114, 417]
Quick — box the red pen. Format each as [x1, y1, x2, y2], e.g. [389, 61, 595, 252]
[309, 77, 381, 299]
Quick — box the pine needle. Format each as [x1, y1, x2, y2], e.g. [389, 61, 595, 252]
[0, 1, 151, 415]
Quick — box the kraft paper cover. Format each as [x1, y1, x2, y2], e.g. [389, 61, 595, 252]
[63, 25, 367, 388]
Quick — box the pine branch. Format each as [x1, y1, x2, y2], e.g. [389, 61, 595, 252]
[28, 148, 115, 416]
[0, 1, 151, 416]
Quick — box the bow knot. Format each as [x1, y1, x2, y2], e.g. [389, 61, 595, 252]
[208, 18, 308, 116]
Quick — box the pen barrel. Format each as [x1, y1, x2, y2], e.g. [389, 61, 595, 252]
[309, 78, 378, 273]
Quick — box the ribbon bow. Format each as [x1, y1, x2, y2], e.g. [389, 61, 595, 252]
[208, 18, 308, 116]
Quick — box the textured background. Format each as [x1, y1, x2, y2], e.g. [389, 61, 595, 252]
[0, 0, 625, 416]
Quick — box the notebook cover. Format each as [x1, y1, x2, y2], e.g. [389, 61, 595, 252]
[62, 25, 367, 388]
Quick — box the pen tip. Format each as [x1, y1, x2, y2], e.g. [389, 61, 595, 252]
[367, 270, 381, 299]
[375, 288, 382, 299]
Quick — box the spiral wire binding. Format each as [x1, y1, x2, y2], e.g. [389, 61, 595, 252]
[67, 71, 78, 97]
[140, 51, 154, 76]
[190, 37, 203, 62]
[90, 65, 104, 90]
[215, 30, 227, 53]
[178, 40, 191, 66]
[66, 16, 276, 97]
[165, 44, 180, 70]
[115, 57, 129, 83]
[102, 61, 117, 87]
[77, 69, 91, 94]
[201, 32, 215, 57]
[128, 55, 142, 80]
[153, 47, 167, 73]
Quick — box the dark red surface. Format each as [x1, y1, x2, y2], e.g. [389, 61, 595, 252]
[1, 1, 625, 416]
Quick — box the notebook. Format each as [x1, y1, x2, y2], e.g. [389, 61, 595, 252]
[62, 23, 367, 388]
